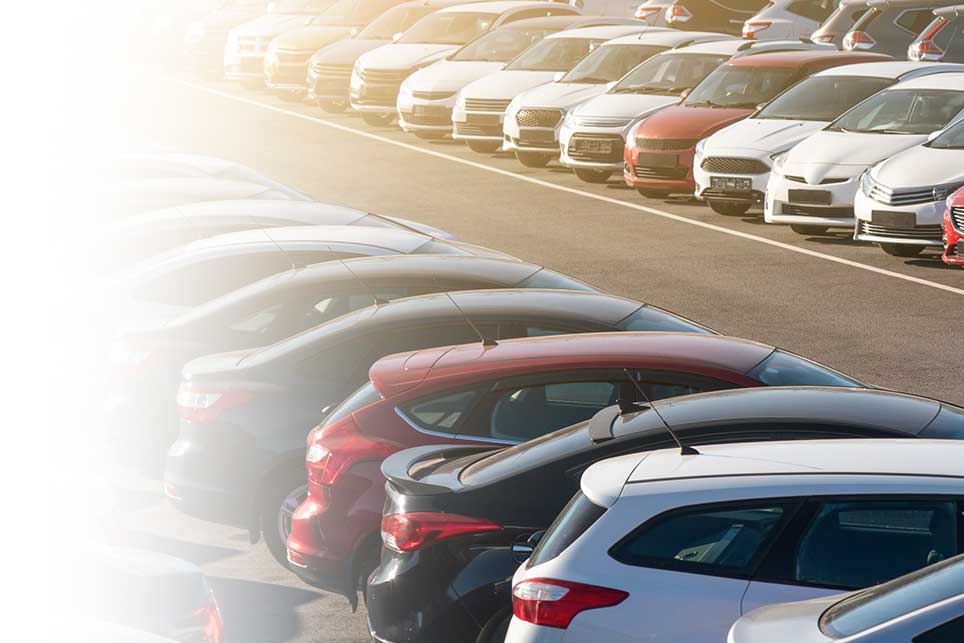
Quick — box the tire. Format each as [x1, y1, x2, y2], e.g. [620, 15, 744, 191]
[318, 98, 346, 113]
[880, 243, 924, 257]
[466, 139, 501, 153]
[635, 187, 670, 199]
[790, 225, 830, 236]
[515, 151, 552, 168]
[709, 201, 750, 217]
[260, 472, 308, 569]
[574, 168, 612, 184]
[477, 609, 512, 643]
[361, 112, 394, 126]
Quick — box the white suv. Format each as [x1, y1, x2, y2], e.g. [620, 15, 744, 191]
[741, 0, 839, 41]
[507, 439, 964, 643]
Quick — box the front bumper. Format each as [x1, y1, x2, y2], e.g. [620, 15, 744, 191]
[853, 191, 945, 246]
[693, 151, 771, 206]
[764, 170, 860, 228]
[453, 105, 507, 142]
[397, 93, 457, 134]
[559, 123, 628, 171]
[943, 207, 964, 265]
[265, 52, 313, 92]
[224, 55, 266, 81]
[306, 63, 352, 102]
[623, 143, 695, 193]
[503, 109, 562, 155]
[350, 68, 411, 114]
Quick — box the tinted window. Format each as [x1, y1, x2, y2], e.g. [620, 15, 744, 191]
[829, 89, 964, 135]
[617, 306, 711, 333]
[452, 26, 558, 63]
[324, 381, 383, 426]
[921, 404, 964, 440]
[916, 615, 964, 643]
[529, 492, 607, 566]
[516, 268, 596, 291]
[685, 65, 798, 109]
[944, 19, 964, 61]
[357, 4, 433, 39]
[399, 12, 496, 45]
[399, 388, 483, 435]
[896, 9, 934, 34]
[926, 119, 964, 150]
[506, 37, 604, 72]
[485, 380, 619, 442]
[561, 45, 666, 84]
[757, 75, 894, 122]
[611, 53, 729, 95]
[610, 503, 792, 576]
[795, 500, 958, 590]
[747, 350, 861, 387]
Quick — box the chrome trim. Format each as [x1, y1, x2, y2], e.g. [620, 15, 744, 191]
[392, 407, 516, 445]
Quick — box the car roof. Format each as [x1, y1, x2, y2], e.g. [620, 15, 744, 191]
[370, 332, 774, 398]
[499, 15, 603, 29]
[813, 60, 964, 78]
[727, 50, 890, 68]
[602, 31, 730, 47]
[546, 24, 650, 39]
[882, 70, 964, 89]
[439, 1, 555, 13]
[868, 0, 957, 7]
[176, 224, 431, 253]
[670, 38, 746, 56]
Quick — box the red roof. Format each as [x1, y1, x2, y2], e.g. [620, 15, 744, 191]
[369, 332, 774, 399]
[727, 50, 891, 69]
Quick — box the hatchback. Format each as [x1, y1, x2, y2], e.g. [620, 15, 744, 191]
[662, 0, 771, 35]
[843, 0, 960, 57]
[909, 4, 964, 61]
[741, 0, 840, 40]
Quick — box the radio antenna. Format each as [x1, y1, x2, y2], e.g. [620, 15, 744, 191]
[438, 286, 497, 347]
[622, 368, 699, 456]
[329, 246, 387, 307]
[265, 229, 303, 270]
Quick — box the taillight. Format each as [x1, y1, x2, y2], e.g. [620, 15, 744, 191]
[742, 21, 771, 39]
[634, 4, 660, 20]
[843, 30, 876, 50]
[176, 383, 253, 423]
[194, 591, 224, 643]
[665, 5, 691, 22]
[380, 512, 501, 552]
[909, 19, 947, 61]
[305, 415, 396, 487]
[512, 578, 629, 629]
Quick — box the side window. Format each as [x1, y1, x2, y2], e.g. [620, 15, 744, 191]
[896, 9, 935, 34]
[399, 388, 485, 436]
[610, 502, 794, 577]
[485, 379, 620, 442]
[794, 500, 959, 590]
[915, 615, 964, 643]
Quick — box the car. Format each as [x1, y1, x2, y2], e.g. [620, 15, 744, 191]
[263, 0, 408, 98]
[224, 0, 337, 87]
[306, 0, 471, 112]
[854, 119, 964, 256]
[843, 0, 960, 57]
[288, 333, 863, 604]
[695, 61, 964, 218]
[575, 0, 657, 15]
[765, 72, 964, 235]
[454, 24, 654, 152]
[502, 31, 731, 168]
[943, 185, 964, 264]
[397, 15, 643, 139]
[663, 0, 772, 35]
[561, 39, 831, 183]
[350, 2, 582, 126]
[183, 0, 268, 78]
[909, 4, 964, 62]
[106, 255, 592, 470]
[91, 199, 459, 274]
[634, 0, 674, 25]
[810, 0, 873, 46]
[741, 0, 840, 41]
[728, 553, 964, 643]
[505, 437, 964, 643]
[163, 289, 710, 570]
[370, 388, 964, 643]
[624, 49, 885, 199]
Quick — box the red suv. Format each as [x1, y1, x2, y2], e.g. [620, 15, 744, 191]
[623, 50, 890, 198]
[284, 332, 863, 603]
[944, 185, 964, 266]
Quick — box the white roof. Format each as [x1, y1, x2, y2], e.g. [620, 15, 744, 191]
[440, 0, 554, 13]
[814, 61, 964, 79]
[662, 38, 745, 56]
[546, 24, 649, 40]
[601, 31, 730, 48]
[886, 71, 964, 90]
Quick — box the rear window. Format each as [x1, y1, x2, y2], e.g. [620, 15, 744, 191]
[323, 381, 383, 425]
[747, 350, 861, 387]
[921, 404, 964, 439]
[516, 268, 596, 291]
[616, 306, 712, 333]
[895, 8, 934, 34]
[528, 492, 607, 566]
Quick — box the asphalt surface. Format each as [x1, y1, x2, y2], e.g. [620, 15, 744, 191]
[113, 71, 964, 643]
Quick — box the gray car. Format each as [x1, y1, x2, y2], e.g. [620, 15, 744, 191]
[811, 0, 873, 46]
[909, 4, 964, 61]
[843, 0, 962, 56]
[729, 553, 964, 643]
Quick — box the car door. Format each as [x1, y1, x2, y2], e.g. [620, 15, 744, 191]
[741, 495, 963, 614]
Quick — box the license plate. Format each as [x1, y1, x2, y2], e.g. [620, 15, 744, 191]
[636, 153, 678, 167]
[711, 176, 752, 192]
[580, 139, 614, 154]
[413, 105, 444, 117]
[363, 85, 395, 99]
[466, 113, 501, 125]
[872, 210, 915, 229]
[520, 130, 556, 144]
[788, 189, 832, 205]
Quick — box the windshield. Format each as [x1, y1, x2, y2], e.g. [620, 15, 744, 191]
[926, 119, 964, 150]
[820, 555, 964, 638]
[757, 75, 894, 122]
[829, 89, 964, 135]
[398, 12, 495, 45]
[611, 52, 728, 95]
[452, 26, 558, 63]
[560, 44, 665, 84]
[356, 4, 431, 38]
[505, 37, 604, 72]
[684, 65, 797, 110]
[316, 0, 390, 26]
[747, 350, 862, 387]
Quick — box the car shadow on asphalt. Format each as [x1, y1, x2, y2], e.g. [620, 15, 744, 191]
[803, 234, 865, 246]
[107, 529, 244, 567]
[207, 576, 324, 643]
[905, 256, 954, 270]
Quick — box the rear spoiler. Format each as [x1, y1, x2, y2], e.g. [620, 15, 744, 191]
[588, 405, 622, 443]
[381, 444, 498, 496]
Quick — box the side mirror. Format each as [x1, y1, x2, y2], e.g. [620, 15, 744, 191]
[510, 530, 546, 562]
[927, 130, 942, 142]
[679, 87, 692, 100]
[392, 31, 403, 42]
[553, 71, 565, 82]
[756, 102, 767, 111]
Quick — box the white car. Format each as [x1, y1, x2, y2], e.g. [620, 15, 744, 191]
[696, 61, 964, 217]
[503, 30, 730, 168]
[350, 1, 581, 126]
[765, 72, 964, 235]
[729, 554, 964, 643]
[507, 439, 964, 643]
[741, 0, 839, 41]
[454, 24, 653, 152]
[633, 0, 673, 25]
[854, 119, 964, 256]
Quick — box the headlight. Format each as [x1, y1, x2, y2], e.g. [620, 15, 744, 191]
[563, 110, 577, 127]
[694, 139, 706, 157]
[350, 63, 363, 90]
[770, 151, 788, 173]
[860, 170, 874, 197]
[398, 80, 413, 99]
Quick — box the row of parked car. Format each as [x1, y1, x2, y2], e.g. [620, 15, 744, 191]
[100, 153, 963, 643]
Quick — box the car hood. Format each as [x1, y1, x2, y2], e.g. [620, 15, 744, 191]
[635, 105, 753, 140]
[313, 37, 389, 65]
[271, 24, 353, 50]
[871, 144, 964, 188]
[514, 81, 609, 110]
[573, 92, 679, 118]
[358, 43, 459, 70]
[705, 118, 826, 155]
[408, 59, 505, 92]
[233, 13, 317, 38]
[462, 69, 558, 101]
[786, 130, 928, 171]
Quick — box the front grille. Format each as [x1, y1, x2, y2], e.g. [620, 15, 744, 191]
[700, 157, 769, 175]
[360, 68, 410, 83]
[633, 165, 687, 180]
[404, 107, 452, 126]
[455, 123, 502, 137]
[568, 134, 624, 163]
[515, 130, 556, 148]
[573, 115, 633, 128]
[309, 63, 351, 92]
[411, 90, 455, 101]
[784, 175, 849, 185]
[635, 138, 697, 151]
[859, 221, 943, 240]
[275, 49, 313, 65]
[865, 177, 938, 206]
[785, 175, 806, 183]
[464, 98, 511, 112]
[781, 204, 854, 218]
[952, 206, 964, 232]
[238, 35, 270, 55]
[701, 188, 763, 203]
[516, 108, 562, 128]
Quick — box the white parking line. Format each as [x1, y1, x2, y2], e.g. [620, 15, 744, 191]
[176, 79, 964, 297]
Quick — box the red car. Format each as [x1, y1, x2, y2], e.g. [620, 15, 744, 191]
[623, 50, 890, 198]
[943, 185, 964, 266]
[284, 331, 863, 603]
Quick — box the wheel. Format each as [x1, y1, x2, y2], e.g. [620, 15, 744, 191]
[318, 98, 346, 113]
[414, 130, 447, 140]
[709, 201, 750, 217]
[466, 139, 501, 153]
[880, 243, 924, 257]
[790, 225, 830, 236]
[361, 112, 394, 126]
[635, 187, 670, 199]
[259, 473, 308, 569]
[476, 609, 512, 643]
[515, 151, 552, 168]
[574, 168, 612, 183]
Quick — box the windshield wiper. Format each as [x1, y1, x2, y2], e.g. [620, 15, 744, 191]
[686, 100, 723, 108]
[567, 76, 611, 84]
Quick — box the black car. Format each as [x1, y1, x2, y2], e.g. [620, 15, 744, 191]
[163, 289, 712, 567]
[368, 386, 964, 643]
[108, 255, 594, 470]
